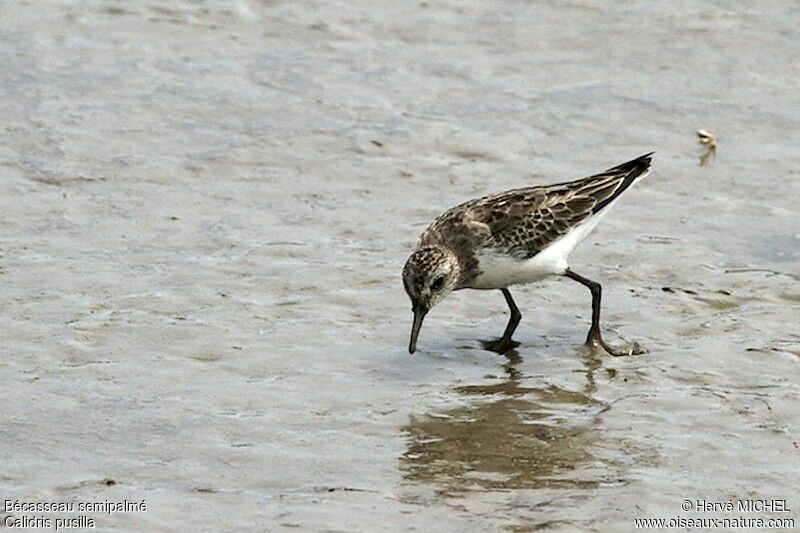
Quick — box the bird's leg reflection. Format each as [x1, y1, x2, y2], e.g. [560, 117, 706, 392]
[400, 347, 608, 494]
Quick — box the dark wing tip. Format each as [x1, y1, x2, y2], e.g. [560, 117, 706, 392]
[638, 151, 655, 167]
[590, 152, 655, 214]
[605, 152, 655, 174]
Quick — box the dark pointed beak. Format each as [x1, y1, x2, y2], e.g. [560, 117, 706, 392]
[408, 305, 428, 354]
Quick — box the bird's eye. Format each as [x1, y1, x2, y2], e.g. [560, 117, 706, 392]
[431, 275, 446, 291]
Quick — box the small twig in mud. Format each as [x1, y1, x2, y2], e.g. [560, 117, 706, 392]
[318, 486, 379, 493]
[661, 286, 699, 296]
[697, 129, 716, 166]
[723, 267, 800, 281]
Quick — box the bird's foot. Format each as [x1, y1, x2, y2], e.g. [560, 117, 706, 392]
[482, 337, 520, 355]
[586, 335, 647, 357]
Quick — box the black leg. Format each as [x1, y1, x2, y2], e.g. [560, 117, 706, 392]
[564, 269, 645, 356]
[484, 288, 522, 354]
[499, 288, 522, 343]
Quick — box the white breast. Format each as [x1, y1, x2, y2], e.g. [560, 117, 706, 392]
[468, 208, 610, 290]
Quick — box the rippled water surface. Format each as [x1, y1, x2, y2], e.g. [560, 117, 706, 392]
[1, 1, 799, 530]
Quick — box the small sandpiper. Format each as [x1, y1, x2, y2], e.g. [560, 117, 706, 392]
[402, 153, 653, 356]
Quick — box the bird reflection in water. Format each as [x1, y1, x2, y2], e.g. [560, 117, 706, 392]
[400, 343, 608, 494]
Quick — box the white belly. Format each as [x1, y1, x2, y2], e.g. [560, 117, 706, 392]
[468, 209, 608, 290]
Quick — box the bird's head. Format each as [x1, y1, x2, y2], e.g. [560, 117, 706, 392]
[402, 245, 461, 353]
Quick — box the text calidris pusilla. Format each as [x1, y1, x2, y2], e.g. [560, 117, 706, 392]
[402, 153, 653, 356]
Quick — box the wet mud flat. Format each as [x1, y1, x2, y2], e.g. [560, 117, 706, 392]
[1, 1, 799, 530]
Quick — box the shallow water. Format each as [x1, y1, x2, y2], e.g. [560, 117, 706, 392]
[1, 1, 799, 531]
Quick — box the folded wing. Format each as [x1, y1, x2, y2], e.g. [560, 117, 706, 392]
[473, 153, 653, 258]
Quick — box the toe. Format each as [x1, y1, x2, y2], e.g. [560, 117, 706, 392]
[629, 341, 648, 355]
[482, 338, 520, 354]
[608, 341, 646, 357]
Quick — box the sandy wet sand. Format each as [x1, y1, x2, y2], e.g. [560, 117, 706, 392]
[1, 1, 799, 530]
